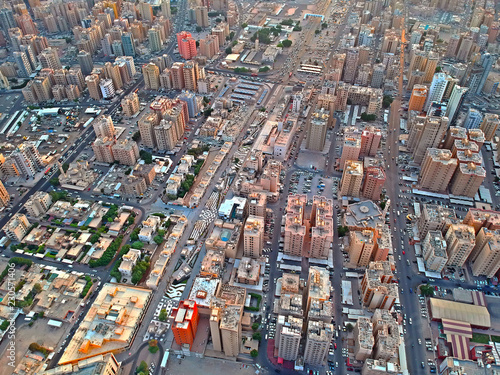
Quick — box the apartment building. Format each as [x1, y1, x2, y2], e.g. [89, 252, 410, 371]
[422, 231, 448, 273]
[418, 204, 458, 239]
[354, 317, 374, 360]
[419, 149, 457, 193]
[243, 215, 264, 258]
[340, 160, 363, 197]
[24, 191, 52, 217]
[445, 224, 476, 267]
[0, 180, 9, 207]
[360, 262, 398, 310]
[304, 320, 334, 366]
[480, 113, 499, 141]
[470, 228, 500, 278]
[121, 92, 140, 117]
[5, 213, 30, 241]
[111, 139, 140, 166]
[450, 162, 486, 198]
[276, 315, 303, 361]
[306, 108, 330, 152]
[362, 166, 386, 201]
[349, 229, 378, 267]
[408, 114, 449, 164]
[340, 136, 361, 170]
[171, 300, 200, 349]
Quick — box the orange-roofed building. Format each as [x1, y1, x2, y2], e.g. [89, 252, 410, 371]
[171, 300, 200, 349]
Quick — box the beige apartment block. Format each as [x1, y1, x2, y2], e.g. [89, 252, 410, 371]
[276, 314, 303, 361]
[248, 192, 267, 218]
[422, 231, 448, 273]
[371, 309, 400, 361]
[340, 136, 362, 170]
[464, 208, 500, 235]
[306, 108, 330, 152]
[471, 228, 500, 278]
[349, 229, 377, 267]
[0, 180, 9, 207]
[443, 127, 467, 150]
[5, 213, 30, 241]
[284, 194, 307, 257]
[306, 267, 331, 314]
[111, 139, 140, 166]
[360, 262, 398, 310]
[24, 191, 52, 217]
[354, 317, 374, 360]
[93, 115, 115, 139]
[92, 137, 115, 164]
[418, 204, 458, 239]
[362, 166, 386, 201]
[445, 224, 476, 267]
[450, 162, 485, 198]
[419, 149, 457, 193]
[121, 92, 140, 116]
[304, 320, 334, 366]
[243, 215, 264, 258]
[340, 160, 363, 197]
[480, 113, 499, 141]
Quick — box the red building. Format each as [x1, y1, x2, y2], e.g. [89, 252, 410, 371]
[177, 31, 197, 60]
[362, 166, 386, 201]
[171, 300, 200, 349]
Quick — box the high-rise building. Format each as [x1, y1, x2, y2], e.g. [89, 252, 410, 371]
[11, 143, 44, 177]
[183, 60, 198, 91]
[470, 228, 500, 278]
[177, 31, 197, 60]
[104, 62, 123, 90]
[276, 315, 303, 361]
[463, 108, 484, 129]
[304, 320, 334, 366]
[148, 27, 162, 52]
[199, 35, 219, 59]
[476, 53, 494, 95]
[0, 180, 9, 207]
[143, 63, 160, 90]
[112, 139, 140, 165]
[445, 224, 476, 267]
[77, 50, 93, 76]
[360, 126, 381, 157]
[340, 160, 363, 197]
[243, 215, 264, 258]
[408, 114, 449, 164]
[422, 231, 448, 272]
[121, 92, 140, 116]
[418, 204, 457, 239]
[360, 262, 398, 310]
[14, 51, 32, 77]
[248, 192, 267, 218]
[178, 91, 199, 118]
[92, 137, 115, 164]
[171, 62, 185, 89]
[38, 47, 61, 70]
[0, 8, 16, 34]
[340, 135, 361, 169]
[349, 228, 378, 267]
[419, 148, 457, 193]
[99, 78, 115, 99]
[370, 64, 385, 89]
[450, 162, 486, 198]
[24, 191, 52, 217]
[171, 300, 200, 349]
[480, 113, 500, 141]
[424, 73, 449, 112]
[306, 108, 330, 152]
[93, 115, 115, 138]
[195, 6, 209, 28]
[354, 317, 374, 360]
[138, 1, 154, 22]
[446, 85, 468, 124]
[121, 32, 136, 57]
[86, 74, 102, 100]
[362, 166, 386, 201]
[283, 194, 307, 257]
[5, 214, 30, 241]
[443, 127, 467, 150]
[343, 48, 359, 83]
[309, 196, 333, 259]
[408, 85, 427, 112]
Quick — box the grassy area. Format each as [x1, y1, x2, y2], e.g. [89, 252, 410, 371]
[471, 332, 490, 344]
[491, 335, 500, 343]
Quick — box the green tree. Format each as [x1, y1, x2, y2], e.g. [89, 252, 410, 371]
[241, 22, 248, 28]
[204, 108, 213, 117]
[259, 66, 270, 72]
[435, 66, 442, 73]
[215, 18, 222, 23]
[322, 22, 328, 29]
[420, 284, 435, 297]
[282, 39, 292, 47]
[380, 201, 386, 210]
[252, 322, 259, 331]
[315, 29, 320, 35]
[382, 95, 393, 109]
[153, 235, 163, 245]
[252, 332, 262, 341]
[130, 227, 140, 241]
[338, 226, 349, 237]
[234, 157, 240, 164]
[50, 177, 59, 186]
[360, 112, 376, 121]
[250, 349, 258, 358]
[225, 47, 232, 54]
[196, 26, 202, 32]
[131, 241, 144, 250]
[346, 323, 354, 332]
[139, 150, 153, 164]
[32, 283, 42, 294]
[136, 361, 148, 374]
[132, 131, 140, 141]
[159, 309, 168, 321]
[62, 163, 69, 172]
